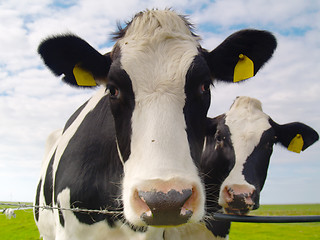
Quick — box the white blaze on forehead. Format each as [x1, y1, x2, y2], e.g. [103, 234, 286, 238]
[223, 96, 271, 187]
[118, 10, 200, 180]
[117, 10, 200, 104]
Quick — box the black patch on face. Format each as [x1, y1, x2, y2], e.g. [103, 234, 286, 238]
[54, 95, 124, 226]
[34, 178, 42, 221]
[184, 54, 212, 166]
[202, 116, 235, 184]
[107, 57, 135, 162]
[201, 116, 235, 238]
[242, 127, 275, 207]
[44, 150, 55, 208]
[201, 116, 235, 212]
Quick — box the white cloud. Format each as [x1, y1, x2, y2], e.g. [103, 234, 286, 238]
[193, 0, 320, 30]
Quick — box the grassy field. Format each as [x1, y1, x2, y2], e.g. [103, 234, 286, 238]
[1, 203, 319, 239]
[0, 203, 39, 240]
[229, 204, 320, 240]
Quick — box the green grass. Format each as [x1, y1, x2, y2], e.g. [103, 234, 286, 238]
[229, 204, 320, 240]
[1, 203, 319, 239]
[0, 204, 40, 240]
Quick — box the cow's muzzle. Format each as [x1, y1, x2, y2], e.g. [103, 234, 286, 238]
[220, 184, 256, 215]
[138, 189, 193, 226]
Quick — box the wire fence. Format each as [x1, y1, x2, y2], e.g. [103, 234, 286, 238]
[0, 202, 121, 219]
[1, 202, 320, 223]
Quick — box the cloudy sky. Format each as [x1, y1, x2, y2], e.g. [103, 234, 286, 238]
[0, 0, 319, 205]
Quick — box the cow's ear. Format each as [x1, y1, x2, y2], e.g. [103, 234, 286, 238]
[270, 119, 319, 153]
[38, 34, 112, 87]
[204, 29, 277, 83]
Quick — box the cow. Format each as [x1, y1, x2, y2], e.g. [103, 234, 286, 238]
[201, 96, 319, 239]
[3, 208, 16, 219]
[34, 9, 277, 240]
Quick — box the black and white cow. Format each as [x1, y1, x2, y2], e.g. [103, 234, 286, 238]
[34, 10, 277, 240]
[201, 96, 319, 239]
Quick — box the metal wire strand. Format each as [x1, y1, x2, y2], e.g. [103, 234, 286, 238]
[2, 202, 320, 223]
[0, 202, 121, 215]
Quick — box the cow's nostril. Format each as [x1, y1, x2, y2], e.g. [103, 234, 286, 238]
[138, 189, 193, 226]
[223, 186, 234, 202]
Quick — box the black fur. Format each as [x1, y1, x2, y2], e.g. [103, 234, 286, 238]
[107, 58, 135, 162]
[201, 116, 235, 238]
[58, 202, 65, 227]
[54, 95, 123, 226]
[242, 128, 275, 209]
[184, 55, 212, 166]
[34, 178, 42, 221]
[44, 151, 55, 208]
[63, 100, 88, 133]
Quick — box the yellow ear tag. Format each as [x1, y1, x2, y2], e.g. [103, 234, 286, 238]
[233, 54, 254, 83]
[73, 64, 96, 86]
[287, 134, 304, 153]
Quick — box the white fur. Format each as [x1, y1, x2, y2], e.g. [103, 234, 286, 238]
[34, 129, 62, 239]
[55, 188, 159, 240]
[3, 209, 16, 219]
[219, 96, 271, 207]
[164, 222, 226, 240]
[118, 10, 205, 225]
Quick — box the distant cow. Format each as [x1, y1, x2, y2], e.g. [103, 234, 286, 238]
[201, 96, 319, 239]
[34, 10, 277, 240]
[3, 208, 16, 219]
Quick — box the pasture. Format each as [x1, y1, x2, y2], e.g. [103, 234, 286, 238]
[1, 203, 319, 239]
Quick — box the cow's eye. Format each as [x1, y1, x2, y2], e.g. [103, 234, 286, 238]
[215, 130, 224, 142]
[200, 81, 211, 94]
[107, 84, 120, 99]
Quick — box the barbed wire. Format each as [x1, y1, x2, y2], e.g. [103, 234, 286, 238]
[0, 202, 121, 215]
[2, 202, 320, 223]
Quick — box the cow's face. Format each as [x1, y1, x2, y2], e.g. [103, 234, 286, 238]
[110, 11, 210, 226]
[38, 9, 277, 227]
[205, 96, 319, 215]
[216, 97, 274, 214]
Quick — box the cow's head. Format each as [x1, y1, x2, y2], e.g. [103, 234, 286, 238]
[38, 10, 277, 226]
[203, 96, 319, 215]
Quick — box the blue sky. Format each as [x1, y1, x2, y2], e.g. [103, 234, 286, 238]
[0, 0, 319, 205]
